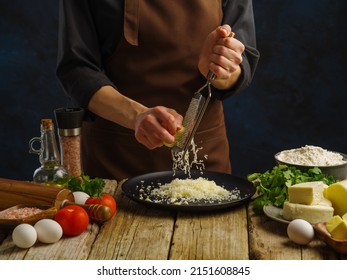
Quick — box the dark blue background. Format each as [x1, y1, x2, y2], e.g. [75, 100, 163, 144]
[1, 0, 346, 181]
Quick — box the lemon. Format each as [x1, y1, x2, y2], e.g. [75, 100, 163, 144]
[164, 127, 186, 148]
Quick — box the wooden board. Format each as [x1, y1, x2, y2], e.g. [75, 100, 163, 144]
[88, 180, 175, 260]
[170, 205, 249, 259]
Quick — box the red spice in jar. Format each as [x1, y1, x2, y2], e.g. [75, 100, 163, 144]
[60, 135, 81, 177]
[54, 108, 84, 177]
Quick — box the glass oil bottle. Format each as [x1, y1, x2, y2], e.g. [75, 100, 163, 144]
[29, 118, 67, 183]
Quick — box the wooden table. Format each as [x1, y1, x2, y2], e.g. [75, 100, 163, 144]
[0, 179, 345, 260]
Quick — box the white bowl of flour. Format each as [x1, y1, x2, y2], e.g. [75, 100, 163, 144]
[275, 145, 347, 180]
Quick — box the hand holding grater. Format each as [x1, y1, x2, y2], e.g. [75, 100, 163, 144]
[172, 71, 215, 157]
[172, 31, 235, 157]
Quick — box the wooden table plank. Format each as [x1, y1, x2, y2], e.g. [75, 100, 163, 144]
[0, 235, 28, 260]
[88, 181, 175, 260]
[169, 205, 249, 260]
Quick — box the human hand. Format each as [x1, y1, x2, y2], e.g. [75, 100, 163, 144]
[198, 24, 245, 89]
[134, 106, 183, 149]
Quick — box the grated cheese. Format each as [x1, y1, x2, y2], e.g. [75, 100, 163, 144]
[171, 138, 206, 177]
[138, 177, 240, 205]
[140, 137, 239, 206]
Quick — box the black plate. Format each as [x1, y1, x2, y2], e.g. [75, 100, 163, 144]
[121, 170, 256, 211]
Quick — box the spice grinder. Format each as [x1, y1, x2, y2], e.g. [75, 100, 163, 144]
[54, 108, 85, 177]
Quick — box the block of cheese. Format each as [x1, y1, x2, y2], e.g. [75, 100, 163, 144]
[326, 180, 347, 216]
[343, 213, 347, 222]
[288, 181, 327, 205]
[326, 215, 347, 240]
[282, 198, 334, 224]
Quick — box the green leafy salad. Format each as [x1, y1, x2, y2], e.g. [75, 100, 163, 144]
[247, 165, 337, 214]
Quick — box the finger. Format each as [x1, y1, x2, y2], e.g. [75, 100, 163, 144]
[142, 112, 178, 146]
[217, 37, 244, 54]
[152, 107, 183, 136]
[208, 53, 243, 80]
[212, 46, 243, 65]
[218, 24, 232, 38]
[135, 128, 155, 149]
[136, 124, 171, 149]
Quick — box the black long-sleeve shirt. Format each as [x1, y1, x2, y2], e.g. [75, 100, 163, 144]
[56, 0, 260, 108]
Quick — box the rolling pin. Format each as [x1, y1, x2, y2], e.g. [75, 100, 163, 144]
[0, 178, 112, 222]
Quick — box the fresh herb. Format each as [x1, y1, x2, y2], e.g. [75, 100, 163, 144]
[247, 165, 337, 214]
[54, 174, 105, 198]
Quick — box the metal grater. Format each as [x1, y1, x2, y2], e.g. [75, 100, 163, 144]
[172, 32, 235, 157]
[172, 71, 215, 157]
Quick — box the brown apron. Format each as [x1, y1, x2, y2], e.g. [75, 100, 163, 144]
[82, 0, 231, 180]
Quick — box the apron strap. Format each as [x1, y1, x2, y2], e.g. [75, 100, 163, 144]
[124, 0, 139, 46]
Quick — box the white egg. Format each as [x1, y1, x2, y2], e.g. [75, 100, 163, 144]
[73, 191, 90, 204]
[287, 219, 315, 245]
[12, 223, 37, 248]
[34, 219, 63, 243]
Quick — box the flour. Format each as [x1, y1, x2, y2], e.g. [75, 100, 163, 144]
[277, 145, 346, 166]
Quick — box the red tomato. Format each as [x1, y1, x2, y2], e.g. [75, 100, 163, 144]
[86, 194, 116, 218]
[55, 205, 89, 236]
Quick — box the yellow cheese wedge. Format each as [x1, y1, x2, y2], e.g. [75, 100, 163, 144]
[342, 212, 347, 222]
[326, 215, 347, 240]
[163, 127, 186, 148]
[326, 180, 347, 216]
[288, 181, 326, 205]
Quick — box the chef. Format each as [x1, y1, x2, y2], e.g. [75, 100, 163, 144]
[56, 0, 260, 180]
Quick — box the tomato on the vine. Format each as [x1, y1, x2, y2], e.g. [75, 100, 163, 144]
[86, 194, 116, 218]
[55, 205, 89, 236]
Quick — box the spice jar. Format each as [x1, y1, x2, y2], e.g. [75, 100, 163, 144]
[29, 118, 67, 183]
[54, 108, 84, 177]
